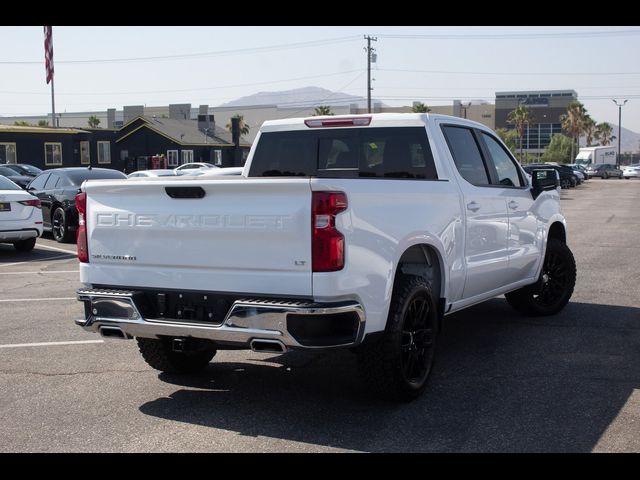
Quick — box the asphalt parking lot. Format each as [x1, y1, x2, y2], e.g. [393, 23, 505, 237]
[1, 178, 639, 452]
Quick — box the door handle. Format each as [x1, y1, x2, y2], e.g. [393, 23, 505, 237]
[508, 200, 519, 210]
[466, 201, 481, 212]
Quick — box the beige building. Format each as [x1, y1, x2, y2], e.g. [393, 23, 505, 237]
[1, 100, 496, 144]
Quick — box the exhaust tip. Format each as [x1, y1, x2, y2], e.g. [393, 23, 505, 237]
[250, 339, 287, 354]
[99, 326, 129, 339]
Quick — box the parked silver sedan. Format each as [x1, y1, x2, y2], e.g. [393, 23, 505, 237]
[585, 163, 623, 179]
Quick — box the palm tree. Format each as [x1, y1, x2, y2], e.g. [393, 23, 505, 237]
[411, 102, 431, 113]
[560, 101, 588, 161]
[583, 116, 596, 146]
[312, 106, 334, 116]
[506, 105, 534, 161]
[226, 114, 250, 136]
[595, 122, 615, 146]
[87, 115, 101, 128]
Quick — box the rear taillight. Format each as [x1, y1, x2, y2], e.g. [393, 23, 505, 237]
[75, 192, 89, 263]
[312, 191, 348, 272]
[18, 199, 41, 208]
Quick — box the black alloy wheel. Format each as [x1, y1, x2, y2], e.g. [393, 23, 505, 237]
[505, 239, 576, 316]
[52, 207, 72, 243]
[401, 295, 435, 386]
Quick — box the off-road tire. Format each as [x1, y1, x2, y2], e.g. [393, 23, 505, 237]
[357, 275, 438, 402]
[505, 239, 576, 316]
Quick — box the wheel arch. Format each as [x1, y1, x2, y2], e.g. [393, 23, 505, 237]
[548, 221, 567, 245]
[392, 243, 447, 331]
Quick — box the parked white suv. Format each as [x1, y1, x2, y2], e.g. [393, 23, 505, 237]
[74, 114, 575, 401]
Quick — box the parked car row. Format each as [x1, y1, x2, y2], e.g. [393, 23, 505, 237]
[523, 163, 583, 189]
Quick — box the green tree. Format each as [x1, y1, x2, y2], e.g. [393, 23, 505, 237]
[411, 102, 431, 113]
[13, 120, 31, 126]
[495, 128, 519, 155]
[583, 116, 596, 146]
[87, 115, 101, 128]
[540, 133, 574, 164]
[595, 122, 615, 146]
[560, 101, 588, 161]
[312, 105, 334, 116]
[226, 114, 250, 136]
[506, 105, 534, 160]
[37, 120, 49, 127]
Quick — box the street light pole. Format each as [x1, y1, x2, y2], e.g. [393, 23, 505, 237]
[612, 99, 628, 168]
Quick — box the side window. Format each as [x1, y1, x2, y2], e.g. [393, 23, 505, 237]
[480, 132, 524, 187]
[442, 126, 490, 186]
[44, 173, 60, 189]
[29, 173, 50, 190]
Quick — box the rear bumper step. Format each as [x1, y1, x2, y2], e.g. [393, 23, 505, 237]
[76, 288, 365, 350]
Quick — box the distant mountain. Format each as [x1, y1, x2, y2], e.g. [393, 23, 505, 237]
[219, 86, 380, 109]
[580, 124, 640, 153]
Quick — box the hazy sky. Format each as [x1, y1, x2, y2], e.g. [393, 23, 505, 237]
[2, 25, 640, 134]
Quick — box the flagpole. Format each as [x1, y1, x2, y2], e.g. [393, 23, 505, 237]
[51, 76, 56, 127]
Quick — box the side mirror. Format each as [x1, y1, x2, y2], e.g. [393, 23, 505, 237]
[531, 168, 559, 200]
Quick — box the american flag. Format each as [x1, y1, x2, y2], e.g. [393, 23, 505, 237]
[44, 26, 54, 84]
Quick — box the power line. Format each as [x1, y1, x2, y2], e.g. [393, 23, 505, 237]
[0, 69, 363, 96]
[378, 68, 640, 76]
[0, 36, 361, 65]
[375, 29, 640, 40]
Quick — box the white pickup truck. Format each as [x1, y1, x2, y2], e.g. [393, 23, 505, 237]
[75, 113, 576, 401]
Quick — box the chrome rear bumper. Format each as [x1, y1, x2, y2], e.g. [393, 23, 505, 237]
[76, 288, 365, 351]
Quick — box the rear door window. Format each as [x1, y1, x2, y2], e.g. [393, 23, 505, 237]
[249, 127, 438, 180]
[28, 173, 50, 190]
[441, 126, 490, 186]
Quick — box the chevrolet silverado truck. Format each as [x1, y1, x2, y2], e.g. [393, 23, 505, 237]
[75, 113, 576, 401]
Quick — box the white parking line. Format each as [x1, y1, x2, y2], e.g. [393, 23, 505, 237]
[36, 244, 78, 255]
[0, 270, 79, 275]
[0, 297, 76, 303]
[0, 340, 104, 349]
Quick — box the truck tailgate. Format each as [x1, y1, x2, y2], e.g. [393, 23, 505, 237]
[80, 178, 313, 297]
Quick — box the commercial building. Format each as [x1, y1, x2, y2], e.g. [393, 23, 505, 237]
[495, 90, 578, 156]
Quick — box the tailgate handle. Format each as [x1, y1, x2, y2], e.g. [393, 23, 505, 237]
[165, 186, 206, 199]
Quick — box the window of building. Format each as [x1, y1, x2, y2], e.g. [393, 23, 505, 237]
[167, 150, 179, 167]
[97, 141, 111, 164]
[44, 142, 62, 166]
[181, 150, 194, 164]
[80, 141, 90, 165]
[441, 126, 490, 186]
[212, 150, 222, 166]
[0, 143, 17, 164]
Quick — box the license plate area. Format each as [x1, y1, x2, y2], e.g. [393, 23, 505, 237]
[0, 202, 10, 212]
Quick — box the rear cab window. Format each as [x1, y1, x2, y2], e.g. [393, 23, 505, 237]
[248, 127, 438, 180]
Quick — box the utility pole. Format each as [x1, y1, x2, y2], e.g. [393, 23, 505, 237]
[612, 99, 628, 168]
[364, 35, 377, 113]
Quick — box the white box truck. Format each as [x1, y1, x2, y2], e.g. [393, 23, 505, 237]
[575, 146, 617, 167]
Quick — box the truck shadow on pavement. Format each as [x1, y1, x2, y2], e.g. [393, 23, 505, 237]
[139, 299, 640, 452]
[0, 245, 76, 264]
